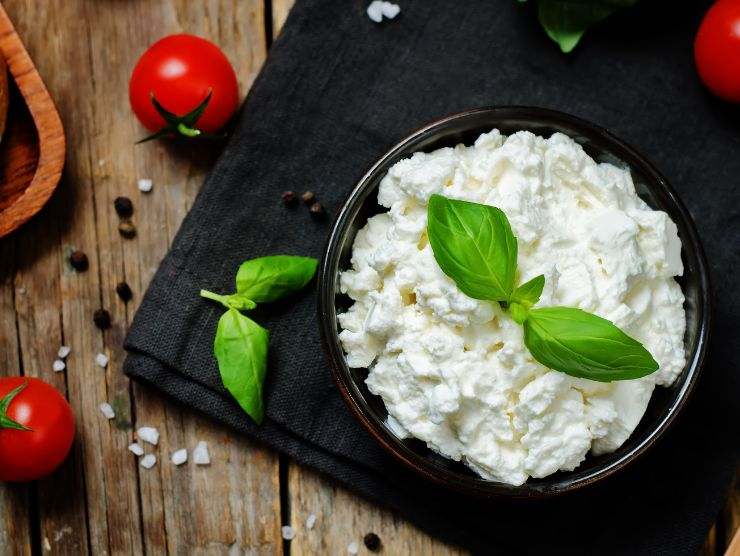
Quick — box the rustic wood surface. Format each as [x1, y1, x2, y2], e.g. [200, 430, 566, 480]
[0, 0, 736, 554]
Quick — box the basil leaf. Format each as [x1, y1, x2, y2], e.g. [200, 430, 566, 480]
[536, 0, 639, 53]
[523, 307, 658, 382]
[236, 255, 318, 303]
[427, 194, 517, 302]
[214, 308, 269, 424]
[511, 274, 545, 309]
[200, 290, 256, 311]
[509, 302, 529, 326]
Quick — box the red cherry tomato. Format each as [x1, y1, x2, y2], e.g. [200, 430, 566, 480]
[129, 34, 239, 136]
[694, 0, 740, 102]
[0, 377, 75, 482]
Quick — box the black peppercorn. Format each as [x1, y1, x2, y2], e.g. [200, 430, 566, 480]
[301, 191, 316, 205]
[69, 250, 89, 272]
[281, 191, 298, 206]
[113, 196, 134, 218]
[309, 202, 325, 219]
[115, 281, 132, 303]
[118, 220, 137, 239]
[363, 532, 381, 552]
[93, 309, 112, 330]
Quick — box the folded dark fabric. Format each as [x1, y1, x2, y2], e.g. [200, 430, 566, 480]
[124, 0, 739, 553]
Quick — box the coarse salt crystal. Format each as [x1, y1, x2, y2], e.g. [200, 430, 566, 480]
[305, 513, 317, 530]
[138, 178, 153, 193]
[347, 541, 359, 555]
[193, 441, 210, 465]
[52, 359, 66, 372]
[140, 454, 156, 469]
[128, 442, 144, 456]
[171, 449, 188, 466]
[95, 352, 109, 368]
[58, 346, 71, 359]
[99, 402, 115, 419]
[366, 1, 383, 22]
[137, 426, 159, 446]
[380, 1, 400, 18]
[281, 526, 295, 541]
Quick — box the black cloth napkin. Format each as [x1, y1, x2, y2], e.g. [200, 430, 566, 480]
[124, 1, 740, 553]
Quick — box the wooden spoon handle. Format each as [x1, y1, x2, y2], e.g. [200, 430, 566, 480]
[0, 56, 8, 140]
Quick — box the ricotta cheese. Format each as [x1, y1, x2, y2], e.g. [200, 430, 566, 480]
[338, 129, 686, 485]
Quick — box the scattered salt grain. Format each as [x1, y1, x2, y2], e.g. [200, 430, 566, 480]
[193, 441, 210, 465]
[95, 352, 109, 368]
[137, 426, 159, 446]
[380, 1, 400, 18]
[128, 442, 144, 456]
[99, 402, 115, 419]
[367, 1, 400, 22]
[171, 449, 188, 466]
[366, 1, 383, 22]
[52, 359, 66, 372]
[140, 454, 156, 469]
[58, 346, 71, 359]
[281, 526, 295, 541]
[347, 541, 359, 555]
[305, 513, 317, 530]
[137, 178, 153, 193]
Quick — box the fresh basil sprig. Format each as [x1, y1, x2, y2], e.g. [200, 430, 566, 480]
[200, 255, 318, 424]
[517, 0, 640, 53]
[426, 194, 658, 382]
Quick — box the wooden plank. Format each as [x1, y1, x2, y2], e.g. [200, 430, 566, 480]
[271, 0, 295, 38]
[700, 523, 718, 556]
[724, 474, 740, 552]
[2, 0, 281, 553]
[73, 0, 282, 552]
[287, 465, 465, 556]
[3, 0, 140, 551]
[0, 241, 32, 556]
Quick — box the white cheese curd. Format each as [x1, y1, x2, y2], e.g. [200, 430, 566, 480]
[338, 130, 686, 485]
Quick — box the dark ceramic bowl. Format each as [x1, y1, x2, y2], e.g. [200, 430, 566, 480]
[318, 107, 711, 498]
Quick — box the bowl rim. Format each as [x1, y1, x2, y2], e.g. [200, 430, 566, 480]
[318, 106, 712, 498]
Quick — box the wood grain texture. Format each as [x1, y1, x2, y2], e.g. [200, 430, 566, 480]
[0, 3, 64, 238]
[0, 0, 280, 553]
[725, 475, 740, 552]
[0, 55, 7, 140]
[271, 0, 295, 38]
[0, 241, 31, 556]
[287, 465, 465, 556]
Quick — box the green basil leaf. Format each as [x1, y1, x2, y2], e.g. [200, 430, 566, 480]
[537, 0, 639, 53]
[509, 302, 529, 325]
[214, 308, 269, 424]
[511, 274, 545, 309]
[200, 289, 256, 311]
[236, 255, 318, 303]
[523, 306, 658, 381]
[427, 194, 518, 302]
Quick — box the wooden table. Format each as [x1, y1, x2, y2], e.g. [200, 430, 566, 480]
[0, 1, 736, 554]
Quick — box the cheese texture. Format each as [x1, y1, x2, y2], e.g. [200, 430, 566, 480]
[338, 130, 686, 485]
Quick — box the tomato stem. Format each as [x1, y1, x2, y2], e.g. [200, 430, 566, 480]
[137, 90, 218, 143]
[0, 382, 31, 431]
[176, 123, 201, 138]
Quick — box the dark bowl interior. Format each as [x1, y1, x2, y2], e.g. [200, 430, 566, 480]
[318, 107, 711, 498]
